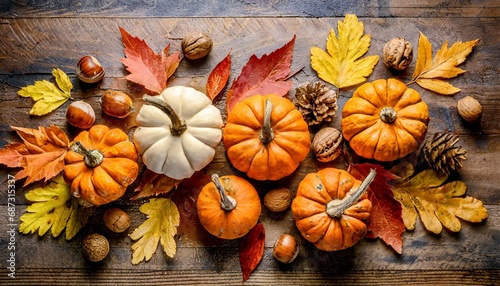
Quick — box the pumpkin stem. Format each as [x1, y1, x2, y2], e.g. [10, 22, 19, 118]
[70, 141, 104, 168]
[380, 107, 397, 123]
[259, 99, 275, 145]
[211, 174, 237, 212]
[325, 169, 376, 219]
[143, 95, 187, 136]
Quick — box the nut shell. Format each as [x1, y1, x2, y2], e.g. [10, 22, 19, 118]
[76, 56, 105, 83]
[181, 32, 213, 60]
[100, 90, 134, 118]
[273, 234, 299, 264]
[103, 208, 130, 233]
[457, 96, 482, 123]
[82, 233, 109, 262]
[66, 101, 95, 129]
[264, 188, 293, 212]
[383, 38, 413, 70]
[312, 127, 343, 162]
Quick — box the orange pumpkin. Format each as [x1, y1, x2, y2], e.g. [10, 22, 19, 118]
[63, 125, 139, 206]
[341, 78, 429, 161]
[223, 94, 311, 181]
[197, 174, 261, 239]
[291, 168, 375, 251]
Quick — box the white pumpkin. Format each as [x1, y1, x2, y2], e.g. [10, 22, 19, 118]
[133, 86, 223, 180]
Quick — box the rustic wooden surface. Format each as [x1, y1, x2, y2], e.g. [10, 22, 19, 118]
[0, 1, 499, 285]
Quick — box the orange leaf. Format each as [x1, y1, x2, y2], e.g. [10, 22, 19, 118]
[132, 169, 181, 200]
[226, 35, 296, 111]
[239, 223, 265, 282]
[119, 27, 181, 95]
[206, 52, 231, 101]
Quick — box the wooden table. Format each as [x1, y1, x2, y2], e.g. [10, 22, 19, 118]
[0, 1, 498, 285]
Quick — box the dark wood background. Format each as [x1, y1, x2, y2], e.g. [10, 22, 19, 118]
[0, 1, 498, 285]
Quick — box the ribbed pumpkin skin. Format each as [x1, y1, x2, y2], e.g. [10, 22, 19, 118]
[63, 125, 139, 206]
[197, 175, 261, 240]
[223, 94, 311, 181]
[341, 78, 429, 161]
[291, 168, 372, 251]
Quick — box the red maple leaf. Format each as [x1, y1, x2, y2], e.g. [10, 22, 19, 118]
[350, 163, 404, 254]
[239, 223, 265, 282]
[226, 35, 296, 111]
[206, 52, 231, 101]
[119, 27, 181, 95]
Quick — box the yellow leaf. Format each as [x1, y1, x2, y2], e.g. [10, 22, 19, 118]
[393, 169, 488, 234]
[19, 175, 84, 239]
[17, 68, 72, 115]
[130, 198, 180, 264]
[410, 32, 479, 95]
[311, 14, 379, 89]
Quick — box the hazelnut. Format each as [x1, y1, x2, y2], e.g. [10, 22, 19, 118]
[383, 38, 413, 70]
[181, 32, 213, 60]
[312, 127, 343, 162]
[82, 233, 109, 262]
[103, 208, 130, 233]
[264, 188, 293, 212]
[273, 234, 299, 264]
[100, 90, 134, 118]
[66, 101, 95, 129]
[457, 96, 482, 123]
[76, 56, 105, 83]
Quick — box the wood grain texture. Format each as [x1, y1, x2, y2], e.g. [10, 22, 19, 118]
[0, 6, 499, 286]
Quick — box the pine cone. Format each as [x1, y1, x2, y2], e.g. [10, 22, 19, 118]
[422, 132, 467, 176]
[293, 82, 337, 125]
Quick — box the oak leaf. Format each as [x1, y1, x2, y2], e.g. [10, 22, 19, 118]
[239, 223, 265, 282]
[311, 14, 379, 90]
[130, 198, 180, 264]
[17, 68, 72, 115]
[392, 169, 488, 234]
[0, 125, 69, 186]
[132, 169, 181, 200]
[226, 35, 295, 111]
[119, 27, 181, 95]
[206, 52, 231, 101]
[409, 32, 480, 95]
[19, 175, 85, 240]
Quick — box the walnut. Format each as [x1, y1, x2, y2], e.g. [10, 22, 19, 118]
[383, 38, 413, 70]
[181, 32, 213, 60]
[457, 96, 482, 123]
[294, 81, 338, 125]
[264, 188, 293, 212]
[103, 208, 130, 233]
[312, 127, 343, 162]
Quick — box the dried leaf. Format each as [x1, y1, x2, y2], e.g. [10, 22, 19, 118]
[132, 169, 181, 200]
[393, 169, 488, 234]
[226, 35, 295, 111]
[0, 125, 69, 186]
[130, 198, 180, 264]
[350, 163, 404, 254]
[206, 52, 231, 101]
[17, 68, 72, 115]
[119, 27, 181, 94]
[311, 14, 379, 89]
[19, 175, 84, 239]
[239, 223, 265, 282]
[409, 32, 480, 95]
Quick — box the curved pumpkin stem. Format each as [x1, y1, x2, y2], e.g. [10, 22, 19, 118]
[211, 174, 237, 212]
[143, 95, 187, 136]
[326, 169, 376, 219]
[70, 141, 104, 168]
[259, 99, 275, 145]
[380, 107, 397, 123]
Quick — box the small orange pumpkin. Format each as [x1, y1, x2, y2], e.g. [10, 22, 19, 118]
[197, 174, 261, 239]
[223, 94, 311, 181]
[291, 168, 375, 251]
[63, 125, 139, 206]
[341, 78, 429, 161]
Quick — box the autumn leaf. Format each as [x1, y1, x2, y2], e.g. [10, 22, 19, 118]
[19, 175, 85, 240]
[119, 27, 181, 95]
[392, 169, 488, 234]
[130, 198, 180, 264]
[311, 14, 379, 90]
[226, 35, 295, 111]
[409, 32, 480, 95]
[206, 52, 231, 101]
[0, 125, 69, 186]
[17, 68, 72, 116]
[350, 163, 404, 254]
[239, 223, 265, 282]
[132, 169, 181, 200]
